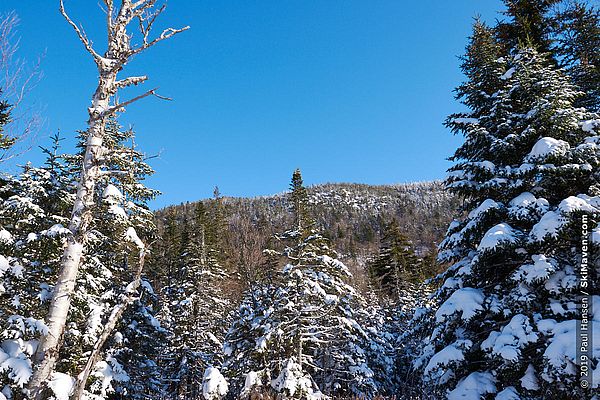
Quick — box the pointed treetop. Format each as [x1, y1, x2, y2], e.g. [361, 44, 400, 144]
[289, 168, 312, 233]
[497, 0, 561, 53]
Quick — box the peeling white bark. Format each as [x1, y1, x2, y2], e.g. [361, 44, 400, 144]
[26, 1, 188, 398]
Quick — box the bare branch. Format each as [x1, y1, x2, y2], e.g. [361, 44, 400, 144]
[126, 0, 158, 26]
[99, 0, 114, 33]
[152, 91, 172, 101]
[131, 25, 190, 56]
[131, 0, 150, 10]
[114, 75, 148, 89]
[94, 87, 170, 119]
[137, 4, 165, 46]
[59, 0, 102, 62]
[0, 12, 43, 163]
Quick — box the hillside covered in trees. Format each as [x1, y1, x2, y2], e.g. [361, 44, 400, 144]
[151, 181, 459, 292]
[0, 0, 599, 399]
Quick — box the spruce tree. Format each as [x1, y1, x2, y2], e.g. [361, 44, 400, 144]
[223, 170, 389, 399]
[553, 1, 600, 111]
[80, 120, 161, 398]
[416, 40, 600, 399]
[0, 119, 165, 399]
[0, 136, 73, 397]
[368, 218, 422, 298]
[160, 199, 230, 399]
[496, 0, 560, 53]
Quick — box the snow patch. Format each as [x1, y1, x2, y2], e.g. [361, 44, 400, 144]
[240, 371, 262, 398]
[0, 339, 33, 387]
[125, 227, 145, 249]
[530, 211, 564, 241]
[202, 367, 228, 400]
[582, 119, 599, 133]
[0, 229, 13, 243]
[478, 224, 519, 251]
[558, 196, 598, 213]
[48, 372, 75, 400]
[424, 340, 472, 377]
[108, 204, 127, 219]
[520, 364, 539, 390]
[447, 371, 496, 400]
[495, 386, 520, 400]
[538, 318, 600, 387]
[513, 255, 555, 284]
[271, 358, 323, 399]
[527, 137, 569, 159]
[468, 199, 501, 220]
[436, 288, 485, 322]
[102, 184, 124, 202]
[500, 67, 515, 80]
[481, 314, 538, 362]
[43, 224, 71, 237]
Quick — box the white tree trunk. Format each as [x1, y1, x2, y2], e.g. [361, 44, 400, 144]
[26, 1, 188, 397]
[28, 69, 117, 399]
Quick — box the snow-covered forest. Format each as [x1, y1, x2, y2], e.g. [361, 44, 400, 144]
[0, 0, 599, 399]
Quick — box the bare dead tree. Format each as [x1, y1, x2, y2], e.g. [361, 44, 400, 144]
[26, 1, 188, 398]
[0, 11, 43, 163]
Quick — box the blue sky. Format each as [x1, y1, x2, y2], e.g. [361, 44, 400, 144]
[4, 0, 504, 208]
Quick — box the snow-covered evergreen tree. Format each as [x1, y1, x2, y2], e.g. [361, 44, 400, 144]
[52, 119, 161, 399]
[415, 39, 600, 398]
[368, 218, 423, 298]
[56, 119, 162, 398]
[0, 119, 164, 399]
[223, 170, 390, 399]
[160, 200, 230, 399]
[0, 134, 73, 398]
[554, 1, 600, 111]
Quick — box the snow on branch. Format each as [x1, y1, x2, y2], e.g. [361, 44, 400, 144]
[71, 245, 149, 398]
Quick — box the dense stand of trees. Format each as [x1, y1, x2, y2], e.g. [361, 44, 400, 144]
[0, 0, 598, 399]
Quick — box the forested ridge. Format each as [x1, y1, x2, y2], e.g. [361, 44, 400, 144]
[0, 0, 599, 399]
[151, 181, 459, 292]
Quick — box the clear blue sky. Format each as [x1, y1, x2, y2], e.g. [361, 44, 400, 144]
[4, 0, 504, 209]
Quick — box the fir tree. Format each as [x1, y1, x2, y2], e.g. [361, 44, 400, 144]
[223, 170, 389, 399]
[553, 1, 600, 111]
[49, 119, 163, 399]
[368, 218, 422, 298]
[160, 199, 230, 399]
[496, 0, 561, 53]
[289, 169, 312, 233]
[0, 136, 73, 397]
[416, 43, 600, 399]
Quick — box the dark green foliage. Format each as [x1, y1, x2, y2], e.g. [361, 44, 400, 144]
[289, 168, 313, 233]
[156, 196, 231, 399]
[496, 0, 561, 53]
[368, 219, 422, 298]
[222, 170, 389, 399]
[411, 2, 600, 396]
[0, 92, 12, 151]
[553, 1, 600, 110]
